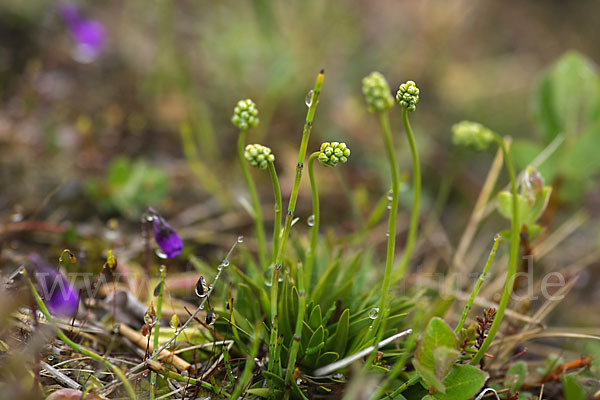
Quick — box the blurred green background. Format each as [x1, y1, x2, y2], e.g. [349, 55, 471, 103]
[1, 1, 600, 325]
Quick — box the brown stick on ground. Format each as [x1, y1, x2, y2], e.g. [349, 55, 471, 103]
[117, 323, 191, 372]
[540, 356, 591, 383]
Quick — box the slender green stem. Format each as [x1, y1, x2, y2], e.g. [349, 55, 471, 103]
[238, 129, 268, 269]
[146, 360, 223, 396]
[471, 137, 519, 365]
[285, 263, 306, 387]
[275, 70, 324, 267]
[150, 266, 166, 400]
[382, 374, 421, 399]
[305, 152, 320, 291]
[395, 107, 421, 280]
[454, 235, 501, 334]
[269, 71, 324, 371]
[267, 161, 282, 265]
[367, 111, 400, 344]
[26, 272, 136, 399]
[230, 326, 261, 399]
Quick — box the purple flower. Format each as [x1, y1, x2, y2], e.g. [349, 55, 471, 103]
[31, 255, 79, 316]
[148, 208, 183, 258]
[59, 2, 106, 63]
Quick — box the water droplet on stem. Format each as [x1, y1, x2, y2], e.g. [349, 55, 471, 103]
[368, 307, 379, 319]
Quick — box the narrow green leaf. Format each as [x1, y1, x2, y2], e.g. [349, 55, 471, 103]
[308, 304, 322, 331]
[317, 351, 339, 365]
[327, 309, 349, 356]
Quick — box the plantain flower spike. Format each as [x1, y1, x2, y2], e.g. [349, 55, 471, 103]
[231, 99, 259, 131]
[318, 141, 351, 167]
[244, 144, 274, 170]
[362, 72, 395, 113]
[452, 120, 496, 151]
[396, 80, 420, 112]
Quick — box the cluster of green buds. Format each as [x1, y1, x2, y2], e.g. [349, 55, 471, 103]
[318, 141, 350, 167]
[231, 99, 259, 130]
[244, 143, 274, 170]
[451, 120, 496, 151]
[396, 80, 420, 112]
[362, 72, 395, 113]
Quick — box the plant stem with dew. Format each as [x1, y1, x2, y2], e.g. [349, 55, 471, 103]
[471, 137, 519, 364]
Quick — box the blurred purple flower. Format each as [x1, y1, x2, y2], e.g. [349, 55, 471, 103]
[148, 208, 183, 258]
[31, 255, 79, 316]
[59, 2, 106, 63]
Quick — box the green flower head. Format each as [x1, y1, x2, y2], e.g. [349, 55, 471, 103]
[362, 72, 395, 113]
[396, 80, 420, 112]
[231, 99, 259, 131]
[244, 143, 274, 170]
[452, 120, 496, 151]
[318, 141, 351, 167]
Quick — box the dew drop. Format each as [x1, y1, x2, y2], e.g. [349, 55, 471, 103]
[199, 304, 205, 310]
[264, 266, 274, 287]
[307, 215, 315, 227]
[368, 307, 379, 319]
[387, 190, 393, 201]
[221, 260, 230, 268]
[195, 276, 209, 298]
[47, 355, 54, 361]
[145, 214, 156, 222]
[205, 308, 217, 326]
[273, 204, 280, 213]
[305, 89, 314, 107]
[237, 235, 244, 243]
[385, 231, 390, 237]
[169, 314, 179, 329]
[387, 203, 392, 210]
[291, 217, 300, 227]
[155, 249, 167, 259]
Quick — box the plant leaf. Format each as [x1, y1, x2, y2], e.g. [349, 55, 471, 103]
[504, 361, 527, 394]
[432, 346, 460, 381]
[434, 364, 486, 400]
[326, 309, 349, 356]
[413, 358, 446, 394]
[416, 317, 458, 371]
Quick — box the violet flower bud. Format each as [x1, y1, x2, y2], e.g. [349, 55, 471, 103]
[31, 255, 79, 317]
[59, 2, 106, 63]
[147, 208, 183, 258]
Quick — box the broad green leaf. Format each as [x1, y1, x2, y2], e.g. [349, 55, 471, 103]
[497, 191, 527, 224]
[413, 358, 445, 394]
[560, 120, 600, 179]
[432, 346, 460, 381]
[416, 317, 458, 371]
[525, 186, 552, 224]
[504, 361, 526, 394]
[326, 309, 349, 356]
[533, 51, 600, 142]
[562, 373, 586, 400]
[434, 364, 486, 400]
